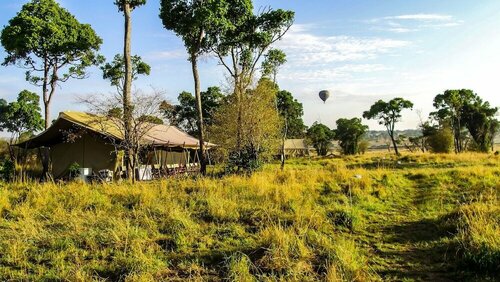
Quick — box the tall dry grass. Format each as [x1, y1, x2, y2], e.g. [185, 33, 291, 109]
[0, 152, 498, 280]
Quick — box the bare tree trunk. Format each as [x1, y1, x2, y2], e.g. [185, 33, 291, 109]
[43, 102, 50, 130]
[280, 116, 287, 170]
[391, 134, 399, 155]
[123, 3, 134, 181]
[190, 55, 206, 175]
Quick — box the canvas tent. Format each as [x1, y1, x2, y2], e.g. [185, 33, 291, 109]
[17, 111, 213, 179]
[283, 139, 310, 157]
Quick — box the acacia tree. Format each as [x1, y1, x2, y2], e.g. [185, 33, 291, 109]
[114, 0, 146, 179]
[160, 0, 230, 175]
[213, 1, 294, 151]
[1, 0, 103, 129]
[333, 118, 368, 155]
[363, 98, 413, 155]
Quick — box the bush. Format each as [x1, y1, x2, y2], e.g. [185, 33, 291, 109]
[428, 127, 454, 153]
[226, 145, 262, 174]
[0, 159, 15, 181]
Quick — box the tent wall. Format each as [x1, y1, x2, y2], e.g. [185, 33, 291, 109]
[146, 149, 192, 167]
[50, 134, 118, 178]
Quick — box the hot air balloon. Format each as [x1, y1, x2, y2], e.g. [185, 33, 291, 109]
[319, 90, 330, 104]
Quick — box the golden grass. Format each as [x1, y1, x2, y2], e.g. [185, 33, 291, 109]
[0, 152, 498, 280]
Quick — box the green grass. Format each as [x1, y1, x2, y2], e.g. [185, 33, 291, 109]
[0, 152, 498, 281]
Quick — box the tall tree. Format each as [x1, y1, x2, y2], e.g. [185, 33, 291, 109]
[261, 48, 287, 83]
[431, 89, 476, 153]
[333, 118, 369, 155]
[363, 98, 413, 155]
[160, 0, 230, 175]
[1, 0, 103, 129]
[114, 0, 147, 180]
[307, 122, 334, 156]
[213, 1, 294, 150]
[276, 89, 305, 169]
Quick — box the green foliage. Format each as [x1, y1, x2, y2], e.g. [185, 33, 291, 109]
[159, 0, 231, 57]
[162, 87, 225, 136]
[1, 0, 103, 128]
[307, 122, 334, 156]
[210, 79, 281, 168]
[0, 159, 15, 181]
[0, 90, 44, 141]
[363, 97, 413, 155]
[114, 0, 147, 11]
[333, 118, 369, 155]
[137, 115, 163, 125]
[68, 162, 80, 179]
[213, 0, 294, 92]
[226, 145, 262, 173]
[101, 54, 151, 92]
[276, 90, 306, 138]
[462, 98, 498, 152]
[426, 126, 455, 153]
[432, 89, 498, 153]
[261, 48, 287, 82]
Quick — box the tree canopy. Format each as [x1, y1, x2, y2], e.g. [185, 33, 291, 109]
[333, 118, 368, 155]
[0, 90, 44, 142]
[101, 54, 151, 93]
[262, 48, 287, 83]
[462, 97, 498, 152]
[114, 0, 147, 11]
[363, 98, 413, 155]
[1, 0, 103, 129]
[431, 89, 498, 153]
[214, 2, 294, 93]
[162, 87, 225, 137]
[307, 122, 334, 156]
[276, 90, 306, 138]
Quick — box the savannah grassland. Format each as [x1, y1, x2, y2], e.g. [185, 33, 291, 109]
[0, 152, 498, 281]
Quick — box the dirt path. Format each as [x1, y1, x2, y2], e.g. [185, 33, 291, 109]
[359, 175, 459, 281]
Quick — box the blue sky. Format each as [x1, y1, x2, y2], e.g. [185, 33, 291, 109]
[1, 0, 499, 132]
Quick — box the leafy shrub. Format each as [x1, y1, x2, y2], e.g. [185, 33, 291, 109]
[0, 159, 15, 181]
[68, 162, 81, 179]
[226, 145, 262, 173]
[428, 127, 454, 153]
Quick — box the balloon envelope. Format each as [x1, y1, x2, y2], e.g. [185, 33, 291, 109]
[319, 90, 330, 103]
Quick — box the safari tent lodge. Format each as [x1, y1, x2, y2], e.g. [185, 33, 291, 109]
[16, 111, 214, 181]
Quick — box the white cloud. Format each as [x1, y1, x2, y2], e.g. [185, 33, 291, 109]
[146, 49, 186, 61]
[370, 13, 463, 33]
[384, 14, 453, 21]
[281, 64, 389, 83]
[276, 25, 409, 67]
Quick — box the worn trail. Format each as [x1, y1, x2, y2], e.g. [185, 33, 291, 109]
[359, 173, 458, 281]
